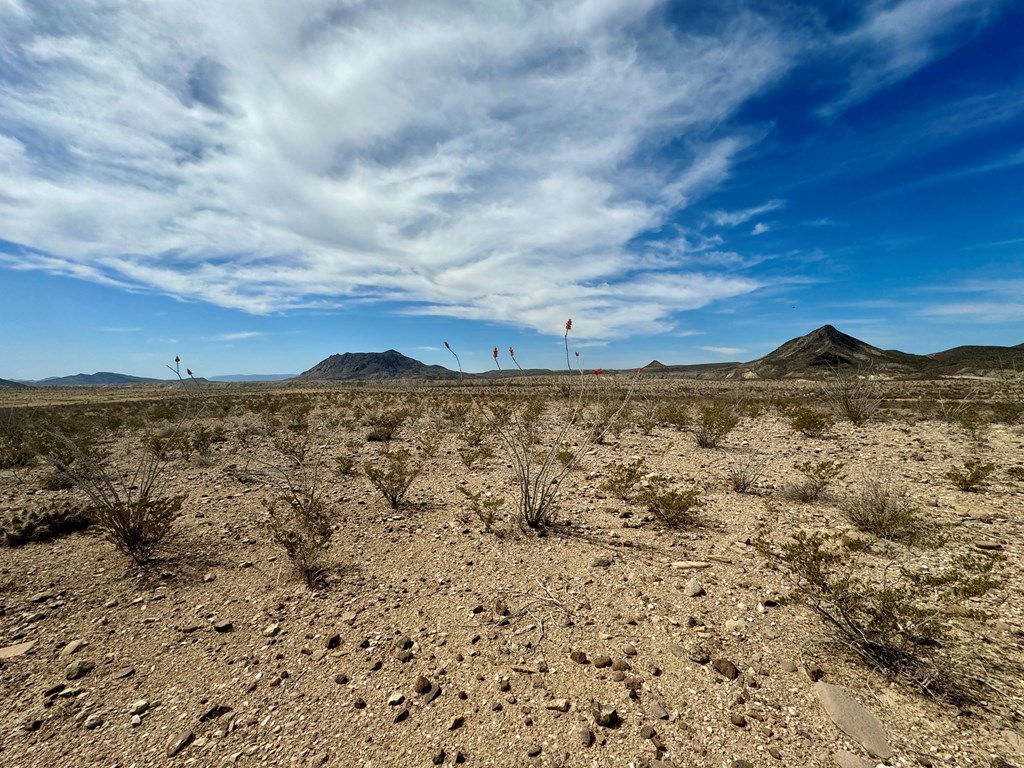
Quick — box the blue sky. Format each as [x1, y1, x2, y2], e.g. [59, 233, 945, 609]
[1, 0, 1023, 379]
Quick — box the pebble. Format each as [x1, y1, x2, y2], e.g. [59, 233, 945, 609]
[545, 698, 571, 712]
[129, 699, 150, 715]
[60, 639, 85, 657]
[815, 682, 892, 759]
[214, 619, 233, 633]
[166, 731, 194, 758]
[683, 578, 706, 597]
[448, 715, 465, 730]
[687, 641, 711, 665]
[203, 572, 216, 583]
[730, 713, 748, 728]
[65, 659, 94, 680]
[576, 727, 594, 747]
[712, 658, 739, 680]
[413, 676, 432, 694]
[570, 650, 588, 664]
[591, 700, 618, 728]
[84, 714, 103, 729]
[648, 700, 669, 720]
[592, 654, 613, 669]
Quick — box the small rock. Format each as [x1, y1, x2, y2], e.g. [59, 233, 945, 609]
[334, 673, 349, 685]
[111, 666, 135, 679]
[590, 700, 618, 728]
[29, 591, 53, 603]
[526, 744, 542, 757]
[725, 619, 745, 633]
[686, 641, 711, 665]
[781, 659, 798, 673]
[648, 700, 669, 720]
[387, 692, 405, 706]
[833, 751, 876, 768]
[65, 659, 94, 680]
[166, 731, 194, 758]
[683, 578, 706, 597]
[308, 752, 329, 767]
[730, 713, 748, 728]
[0, 640, 36, 659]
[974, 539, 1004, 551]
[393, 708, 409, 723]
[592, 654, 613, 669]
[84, 714, 104, 729]
[769, 746, 782, 760]
[326, 633, 341, 649]
[203, 572, 216, 583]
[590, 556, 613, 568]
[263, 623, 280, 637]
[712, 658, 739, 680]
[448, 715, 465, 730]
[545, 698, 571, 712]
[732, 761, 754, 768]
[576, 727, 594, 747]
[60, 639, 85, 657]
[213, 620, 233, 633]
[413, 676, 432, 695]
[129, 699, 150, 715]
[670, 560, 711, 569]
[431, 749, 446, 765]
[815, 682, 892, 759]
[353, 697, 366, 709]
[640, 724, 656, 739]
[569, 650, 588, 664]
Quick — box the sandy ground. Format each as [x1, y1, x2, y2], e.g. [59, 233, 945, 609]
[1, 379, 1022, 768]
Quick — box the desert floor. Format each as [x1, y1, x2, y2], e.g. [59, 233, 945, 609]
[1, 378, 1022, 768]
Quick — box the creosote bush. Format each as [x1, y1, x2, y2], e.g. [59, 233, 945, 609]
[728, 455, 766, 494]
[946, 458, 995, 491]
[636, 481, 704, 528]
[691, 401, 739, 449]
[599, 457, 647, 500]
[823, 367, 880, 425]
[840, 476, 920, 542]
[363, 434, 439, 510]
[781, 460, 845, 502]
[787, 406, 834, 438]
[457, 486, 505, 532]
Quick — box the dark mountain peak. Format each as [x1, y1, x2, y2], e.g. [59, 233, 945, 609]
[0, 377, 28, 389]
[294, 350, 459, 382]
[644, 360, 666, 370]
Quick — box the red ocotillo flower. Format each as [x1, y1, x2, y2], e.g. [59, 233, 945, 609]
[187, 368, 193, 376]
[444, 341, 450, 349]
[492, 346, 499, 360]
[593, 368, 602, 375]
[175, 355, 180, 364]
[508, 346, 515, 358]
[565, 318, 572, 331]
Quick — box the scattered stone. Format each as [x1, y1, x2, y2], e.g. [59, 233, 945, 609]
[591, 700, 618, 728]
[308, 752, 329, 767]
[431, 749, 446, 765]
[353, 697, 366, 709]
[687, 641, 712, 665]
[640, 724, 656, 739]
[576, 727, 594, 747]
[683, 578, 706, 597]
[396, 649, 414, 663]
[448, 715, 465, 730]
[803, 663, 825, 682]
[974, 539, 1005, 551]
[387, 692, 405, 706]
[413, 676, 432, 695]
[84, 714, 104, 729]
[129, 699, 150, 716]
[591, 556, 613, 568]
[263, 623, 280, 637]
[712, 658, 739, 680]
[423, 683, 443, 704]
[393, 708, 409, 723]
[326, 633, 341, 649]
[111, 666, 135, 679]
[815, 682, 892, 759]
[526, 744, 542, 757]
[0, 640, 36, 659]
[725, 619, 745, 633]
[214, 620, 233, 633]
[670, 560, 711, 570]
[569, 650, 588, 664]
[334, 673, 349, 685]
[833, 751, 876, 768]
[545, 698, 571, 712]
[592, 654, 613, 669]
[622, 644, 637, 657]
[769, 746, 782, 760]
[44, 683, 65, 697]
[203, 572, 216, 583]
[731, 761, 754, 768]
[781, 660, 798, 673]
[668, 643, 685, 659]
[65, 659, 94, 680]
[60, 639, 85, 657]
[648, 700, 669, 720]
[730, 713, 748, 728]
[28, 591, 53, 603]
[166, 731, 194, 758]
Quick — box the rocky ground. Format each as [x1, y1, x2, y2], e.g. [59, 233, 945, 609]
[1, 380, 1022, 768]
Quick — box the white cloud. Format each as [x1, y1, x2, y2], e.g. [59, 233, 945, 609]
[699, 345, 746, 356]
[0, 1, 800, 340]
[709, 199, 785, 228]
[751, 222, 770, 236]
[207, 331, 264, 341]
[922, 302, 1024, 323]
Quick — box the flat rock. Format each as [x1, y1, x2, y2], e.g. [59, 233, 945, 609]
[0, 640, 36, 659]
[683, 578, 706, 597]
[60, 639, 85, 657]
[974, 539, 1004, 551]
[712, 658, 739, 680]
[167, 730, 194, 758]
[833, 750, 876, 768]
[65, 659, 94, 680]
[670, 560, 711, 570]
[815, 682, 892, 759]
[213, 620, 233, 633]
[84, 714, 104, 729]
[648, 700, 669, 720]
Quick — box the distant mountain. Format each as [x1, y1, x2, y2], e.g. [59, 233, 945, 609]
[732, 325, 925, 379]
[924, 344, 1024, 375]
[0, 378, 28, 389]
[293, 350, 460, 382]
[209, 374, 297, 382]
[641, 360, 739, 377]
[31, 371, 170, 387]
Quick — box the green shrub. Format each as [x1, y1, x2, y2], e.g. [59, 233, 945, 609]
[728, 455, 766, 494]
[822, 368, 879, 425]
[1, 501, 94, 547]
[364, 435, 438, 510]
[636, 482, 704, 528]
[1006, 466, 1024, 482]
[840, 476, 919, 542]
[657, 402, 690, 431]
[92, 495, 185, 565]
[599, 457, 647, 500]
[787, 406, 833, 438]
[691, 402, 738, 448]
[457, 486, 505, 532]
[782, 460, 845, 502]
[946, 458, 995, 491]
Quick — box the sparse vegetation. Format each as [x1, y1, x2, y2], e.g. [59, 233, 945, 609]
[782, 460, 845, 502]
[728, 455, 766, 494]
[364, 434, 439, 510]
[946, 458, 996, 491]
[787, 406, 833, 438]
[840, 475, 920, 542]
[691, 401, 739, 448]
[822, 367, 880, 425]
[599, 457, 647, 500]
[636, 481, 704, 527]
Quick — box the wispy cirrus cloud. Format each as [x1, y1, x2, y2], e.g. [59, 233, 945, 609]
[699, 345, 746, 356]
[206, 331, 265, 342]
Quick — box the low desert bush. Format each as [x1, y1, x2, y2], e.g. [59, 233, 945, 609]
[945, 458, 995, 491]
[364, 435, 439, 510]
[266, 491, 333, 588]
[365, 405, 410, 444]
[636, 481, 704, 528]
[600, 457, 647, 500]
[728, 455, 767, 494]
[0, 408, 35, 478]
[822, 367, 880, 425]
[691, 401, 739, 448]
[1006, 466, 1024, 481]
[657, 401, 690, 431]
[457, 444, 493, 470]
[787, 406, 833, 438]
[781, 460, 845, 502]
[457, 486, 505, 532]
[840, 476, 919, 542]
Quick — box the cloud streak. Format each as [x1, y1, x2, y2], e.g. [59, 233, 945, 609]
[0, 0, 1008, 340]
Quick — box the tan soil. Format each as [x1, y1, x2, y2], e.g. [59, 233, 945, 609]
[1, 380, 1022, 768]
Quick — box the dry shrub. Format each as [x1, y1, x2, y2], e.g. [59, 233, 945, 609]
[840, 475, 919, 542]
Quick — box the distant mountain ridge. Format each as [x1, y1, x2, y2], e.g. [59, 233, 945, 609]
[293, 349, 460, 382]
[0, 378, 28, 389]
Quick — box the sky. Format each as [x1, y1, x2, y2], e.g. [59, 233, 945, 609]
[1, 0, 1023, 380]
